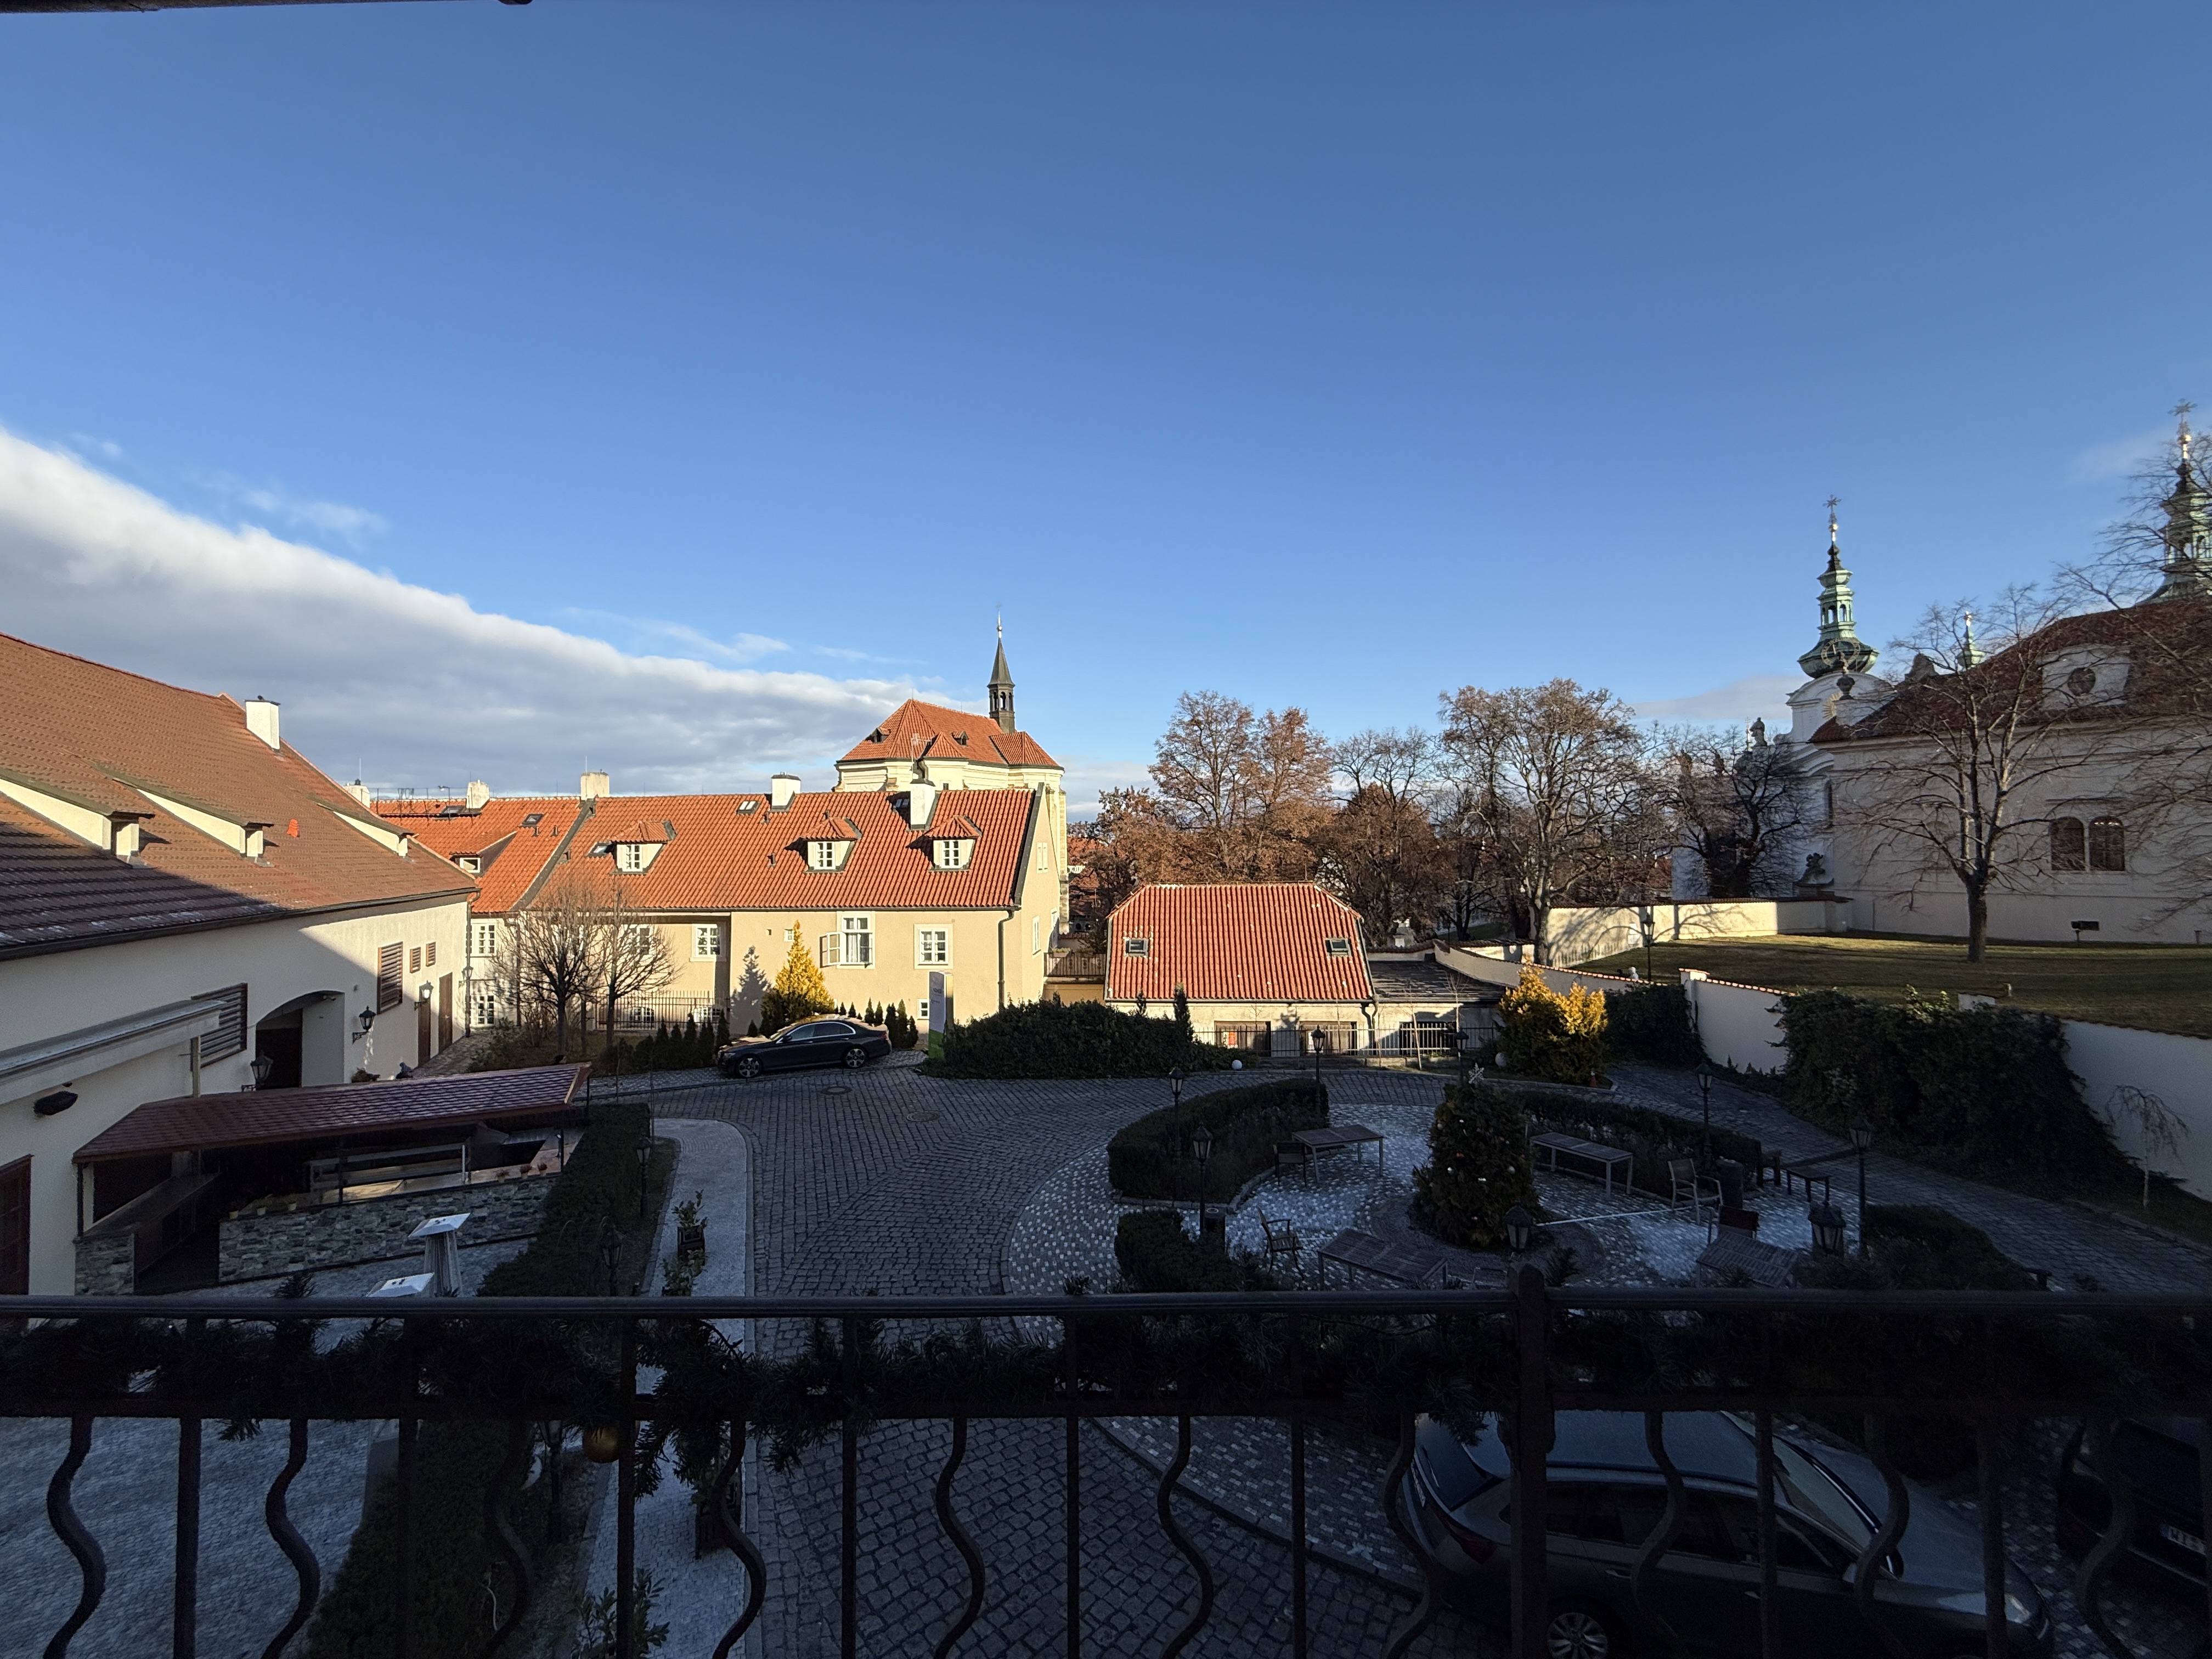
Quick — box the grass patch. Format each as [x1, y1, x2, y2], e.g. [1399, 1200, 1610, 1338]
[1578, 933, 2212, 1038]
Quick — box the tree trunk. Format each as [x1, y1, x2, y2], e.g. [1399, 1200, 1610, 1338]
[1965, 882, 1990, 963]
[1531, 901, 1551, 966]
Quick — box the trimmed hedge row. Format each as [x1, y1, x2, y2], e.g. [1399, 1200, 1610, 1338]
[1107, 1077, 1327, 1201]
[1602, 984, 1703, 1067]
[1778, 990, 2126, 1186]
[932, 998, 1234, 1079]
[307, 1097, 654, 1657]
[1114, 1210, 1277, 1292]
[1510, 1084, 1765, 1192]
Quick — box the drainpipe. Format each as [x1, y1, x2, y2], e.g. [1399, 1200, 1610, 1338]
[190, 1035, 202, 1097]
[998, 786, 1042, 1011]
[998, 910, 1013, 1012]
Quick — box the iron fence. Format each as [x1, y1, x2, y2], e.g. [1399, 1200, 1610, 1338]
[4, 1282, 2210, 1659]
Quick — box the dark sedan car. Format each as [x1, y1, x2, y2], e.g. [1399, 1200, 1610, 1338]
[2057, 1417, 2207, 1596]
[716, 1018, 890, 1078]
[1403, 1410, 2052, 1658]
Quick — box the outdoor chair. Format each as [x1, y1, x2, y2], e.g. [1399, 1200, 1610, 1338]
[1666, 1158, 1722, 1219]
[1260, 1213, 1302, 1276]
[1709, 1206, 1760, 1240]
[1275, 1139, 1313, 1179]
[1758, 1147, 1786, 1186]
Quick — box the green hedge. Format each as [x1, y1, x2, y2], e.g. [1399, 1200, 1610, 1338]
[931, 998, 1235, 1079]
[1779, 991, 2126, 1186]
[1602, 984, 1704, 1068]
[1114, 1209, 1278, 1291]
[307, 1097, 653, 1658]
[1512, 1085, 1766, 1192]
[1107, 1077, 1327, 1201]
[599, 1012, 727, 1075]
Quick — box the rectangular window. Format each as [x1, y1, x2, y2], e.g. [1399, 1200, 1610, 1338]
[1032, 916, 1041, 953]
[617, 843, 647, 873]
[917, 927, 950, 966]
[473, 921, 500, 957]
[378, 943, 404, 1011]
[192, 984, 249, 1063]
[409, 945, 422, 975]
[0, 1157, 27, 1297]
[1324, 938, 1353, 957]
[811, 839, 841, 871]
[933, 838, 972, 870]
[820, 930, 841, 967]
[693, 924, 721, 960]
[2089, 816, 2128, 872]
[1123, 937, 1149, 957]
[842, 914, 873, 966]
[1215, 1022, 1270, 1050]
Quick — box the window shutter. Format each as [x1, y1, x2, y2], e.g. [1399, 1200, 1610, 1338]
[820, 932, 840, 967]
[378, 943, 404, 1011]
[193, 984, 248, 1063]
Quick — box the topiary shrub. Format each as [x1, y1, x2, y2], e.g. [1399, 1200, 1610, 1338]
[1411, 1083, 1539, 1249]
[1108, 1077, 1327, 1201]
[1113, 1209, 1276, 1292]
[1602, 983, 1703, 1068]
[932, 999, 1233, 1079]
[1497, 967, 1607, 1085]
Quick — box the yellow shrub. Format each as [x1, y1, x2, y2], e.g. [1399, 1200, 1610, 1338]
[1497, 965, 1609, 1085]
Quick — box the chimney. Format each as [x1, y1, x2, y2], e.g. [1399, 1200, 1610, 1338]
[344, 781, 374, 808]
[465, 780, 491, 810]
[580, 770, 611, 800]
[906, 780, 939, 829]
[769, 772, 800, 810]
[243, 697, 280, 751]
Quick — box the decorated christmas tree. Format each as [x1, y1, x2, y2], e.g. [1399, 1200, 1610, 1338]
[1412, 1083, 1539, 1249]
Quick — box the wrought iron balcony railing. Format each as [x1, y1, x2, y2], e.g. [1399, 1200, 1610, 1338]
[4, 1278, 2210, 1659]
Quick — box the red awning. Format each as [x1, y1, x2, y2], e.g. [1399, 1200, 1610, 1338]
[74, 1064, 591, 1164]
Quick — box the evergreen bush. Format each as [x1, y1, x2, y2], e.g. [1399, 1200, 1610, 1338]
[1410, 1083, 1540, 1249]
[1113, 1210, 1276, 1292]
[760, 921, 833, 1033]
[1779, 990, 2126, 1187]
[1107, 1077, 1327, 1200]
[930, 999, 1233, 1078]
[1497, 967, 1608, 1084]
[1602, 983, 1703, 1068]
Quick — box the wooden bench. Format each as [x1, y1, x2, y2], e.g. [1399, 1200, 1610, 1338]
[1530, 1131, 1633, 1196]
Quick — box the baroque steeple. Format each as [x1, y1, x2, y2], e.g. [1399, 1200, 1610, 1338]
[988, 616, 1017, 734]
[2150, 411, 2212, 603]
[1796, 500, 1880, 679]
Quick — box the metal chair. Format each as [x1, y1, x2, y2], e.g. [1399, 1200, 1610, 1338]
[1274, 1139, 1313, 1180]
[1259, 1213, 1303, 1279]
[1666, 1158, 1722, 1219]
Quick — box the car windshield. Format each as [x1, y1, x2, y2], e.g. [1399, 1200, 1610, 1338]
[1769, 1437, 1873, 1554]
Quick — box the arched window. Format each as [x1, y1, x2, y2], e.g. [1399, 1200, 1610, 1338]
[2089, 816, 2127, 872]
[2050, 817, 2085, 872]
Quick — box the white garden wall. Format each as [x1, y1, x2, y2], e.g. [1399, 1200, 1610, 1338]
[1679, 971, 1789, 1076]
[1540, 898, 1853, 968]
[2062, 1020, 2212, 1199]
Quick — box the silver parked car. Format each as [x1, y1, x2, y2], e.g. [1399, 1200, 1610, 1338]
[1402, 1410, 2052, 1658]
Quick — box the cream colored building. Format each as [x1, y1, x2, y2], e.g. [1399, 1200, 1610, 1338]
[0, 633, 473, 1295]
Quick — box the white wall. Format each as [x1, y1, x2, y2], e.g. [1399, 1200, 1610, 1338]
[0, 895, 469, 1295]
[1679, 970, 1790, 1076]
[2064, 1020, 2212, 1199]
[1539, 899, 1852, 968]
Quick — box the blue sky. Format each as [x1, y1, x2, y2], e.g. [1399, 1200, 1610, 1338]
[0, 2, 2203, 806]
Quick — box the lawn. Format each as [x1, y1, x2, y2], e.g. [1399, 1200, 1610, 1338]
[1578, 933, 2212, 1039]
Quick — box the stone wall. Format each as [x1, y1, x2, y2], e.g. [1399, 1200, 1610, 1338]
[74, 1228, 136, 1296]
[218, 1173, 554, 1283]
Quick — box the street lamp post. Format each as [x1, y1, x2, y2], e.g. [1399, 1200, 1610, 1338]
[1192, 1124, 1214, 1247]
[1809, 1203, 1848, 1255]
[1504, 1204, 1535, 1255]
[1638, 905, 1655, 981]
[1848, 1118, 1875, 1257]
[601, 1228, 622, 1297]
[635, 1134, 654, 1220]
[1697, 1065, 1713, 1163]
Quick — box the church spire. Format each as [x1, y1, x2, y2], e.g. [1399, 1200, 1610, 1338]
[988, 616, 1017, 734]
[2151, 407, 2212, 602]
[1796, 498, 1880, 679]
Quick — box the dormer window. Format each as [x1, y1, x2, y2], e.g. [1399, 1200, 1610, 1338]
[457, 855, 482, 874]
[617, 843, 646, 872]
[1324, 938, 1353, 957]
[809, 838, 853, 871]
[933, 837, 974, 871]
[1124, 937, 1149, 957]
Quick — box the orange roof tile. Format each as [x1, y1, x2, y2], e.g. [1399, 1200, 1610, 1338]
[0, 632, 473, 957]
[1107, 884, 1373, 1005]
[372, 797, 588, 915]
[839, 698, 1059, 771]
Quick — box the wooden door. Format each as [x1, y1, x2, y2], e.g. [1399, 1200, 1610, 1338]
[417, 995, 433, 1063]
[0, 1156, 29, 1296]
[438, 974, 453, 1049]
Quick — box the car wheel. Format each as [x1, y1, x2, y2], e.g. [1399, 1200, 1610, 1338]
[842, 1046, 868, 1068]
[1544, 1601, 1620, 1659]
[735, 1056, 761, 1079]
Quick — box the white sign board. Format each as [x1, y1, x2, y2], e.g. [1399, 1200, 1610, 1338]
[928, 970, 949, 1034]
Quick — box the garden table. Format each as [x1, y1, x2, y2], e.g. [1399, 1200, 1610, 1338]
[1528, 1130, 1633, 1196]
[1293, 1124, 1385, 1170]
[1316, 1227, 1448, 1289]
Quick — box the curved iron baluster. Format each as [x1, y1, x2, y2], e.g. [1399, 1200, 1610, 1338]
[710, 1424, 767, 1659]
[2076, 1415, 2144, 1659]
[931, 1418, 986, 1659]
[259, 1418, 320, 1659]
[1380, 1413, 1441, 1659]
[1631, 1410, 1691, 1659]
[1850, 1417, 1914, 1659]
[1155, 1417, 1216, 1659]
[44, 1415, 105, 1659]
[475, 1418, 536, 1657]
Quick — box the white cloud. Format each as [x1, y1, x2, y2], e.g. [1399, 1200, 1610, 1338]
[1631, 673, 1799, 727]
[555, 608, 791, 664]
[68, 433, 124, 460]
[1062, 757, 1154, 819]
[2067, 425, 2171, 485]
[0, 427, 919, 795]
[190, 468, 391, 544]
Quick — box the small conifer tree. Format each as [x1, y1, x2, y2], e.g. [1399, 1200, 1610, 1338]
[1172, 987, 1193, 1043]
[1498, 966, 1608, 1084]
[1412, 1083, 1540, 1249]
[762, 920, 833, 1031]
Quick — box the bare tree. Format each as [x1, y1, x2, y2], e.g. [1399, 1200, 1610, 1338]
[596, 872, 680, 1052]
[1132, 691, 1332, 884]
[1439, 680, 1650, 963]
[1819, 590, 2114, 962]
[1322, 728, 1444, 941]
[1149, 690, 1257, 879]
[1650, 723, 1807, 898]
[493, 864, 604, 1056]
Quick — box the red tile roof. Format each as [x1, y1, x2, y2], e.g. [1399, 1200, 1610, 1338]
[1107, 884, 1373, 1005]
[379, 788, 1041, 914]
[0, 633, 474, 957]
[839, 698, 1059, 771]
[74, 1064, 590, 1163]
[371, 797, 588, 914]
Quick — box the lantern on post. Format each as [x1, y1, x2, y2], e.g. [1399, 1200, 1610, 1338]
[1504, 1205, 1536, 1255]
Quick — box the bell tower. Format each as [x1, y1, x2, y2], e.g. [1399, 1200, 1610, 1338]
[988, 618, 1017, 734]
